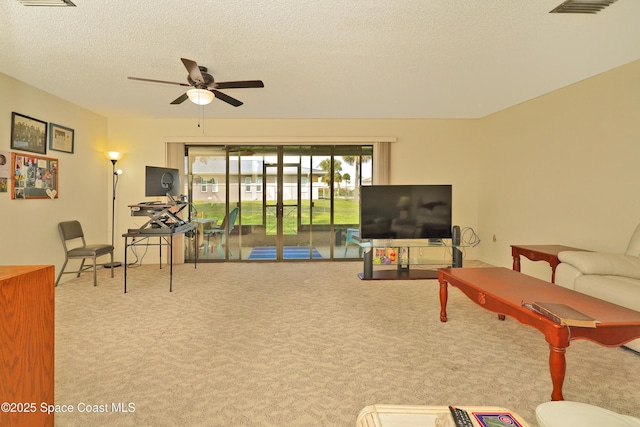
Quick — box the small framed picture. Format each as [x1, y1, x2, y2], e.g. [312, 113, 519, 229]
[11, 112, 48, 155]
[49, 123, 75, 154]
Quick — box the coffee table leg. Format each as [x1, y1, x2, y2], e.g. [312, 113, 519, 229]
[548, 345, 567, 401]
[439, 280, 448, 322]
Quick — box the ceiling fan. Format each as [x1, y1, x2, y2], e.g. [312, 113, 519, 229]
[127, 58, 264, 107]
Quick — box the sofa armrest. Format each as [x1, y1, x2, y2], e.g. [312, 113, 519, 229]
[554, 263, 581, 289]
[558, 251, 640, 280]
[625, 223, 640, 257]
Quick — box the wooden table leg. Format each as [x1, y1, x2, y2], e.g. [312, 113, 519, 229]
[550, 260, 560, 283]
[439, 280, 448, 322]
[548, 344, 567, 401]
[512, 253, 521, 272]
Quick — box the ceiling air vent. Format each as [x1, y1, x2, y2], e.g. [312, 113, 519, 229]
[17, 0, 76, 6]
[550, 0, 617, 13]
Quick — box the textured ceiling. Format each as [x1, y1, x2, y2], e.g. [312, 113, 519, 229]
[1, 0, 639, 120]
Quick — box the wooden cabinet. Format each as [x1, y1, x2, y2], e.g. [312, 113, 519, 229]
[0, 265, 55, 427]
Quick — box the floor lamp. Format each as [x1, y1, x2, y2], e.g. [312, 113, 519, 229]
[105, 151, 123, 268]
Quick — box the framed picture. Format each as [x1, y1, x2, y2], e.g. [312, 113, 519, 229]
[11, 152, 59, 200]
[49, 123, 75, 153]
[10, 112, 48, 155]
[0, 151, 9, 193]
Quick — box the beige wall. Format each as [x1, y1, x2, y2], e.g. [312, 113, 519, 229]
[2, 58, 638, 280]
[476, 59, 640, 279]
[0, 73, 109, 273]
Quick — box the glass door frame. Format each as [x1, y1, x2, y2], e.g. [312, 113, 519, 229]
[263, 149, 308, 260]
[185, 144, 372, 262]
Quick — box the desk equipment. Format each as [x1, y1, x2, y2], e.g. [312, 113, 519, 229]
[122, 223, 196, 293]
[124, 201, 197, 293]
[129, 201, 190, 232]
[137, 222, 195, 235]
[145, 166, 181, 198]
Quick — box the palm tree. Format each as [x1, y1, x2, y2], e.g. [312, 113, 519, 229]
[342, 154, 371, 201]
[317, 158, 343, 197]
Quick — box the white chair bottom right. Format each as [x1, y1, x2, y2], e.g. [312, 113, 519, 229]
[536, 401, 640, 427]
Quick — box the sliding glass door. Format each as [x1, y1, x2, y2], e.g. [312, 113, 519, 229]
[185, 144, 372, 261]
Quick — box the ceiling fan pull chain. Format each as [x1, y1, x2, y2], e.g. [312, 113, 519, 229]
[198, 105, 205, 134]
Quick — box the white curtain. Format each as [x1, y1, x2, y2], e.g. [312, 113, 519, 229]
[166, 142, 185, 182]
[166, 142, 186, 264]
[372, 141, 390, 185]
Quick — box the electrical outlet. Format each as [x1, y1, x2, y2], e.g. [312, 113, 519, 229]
[492, 234, 497, 242]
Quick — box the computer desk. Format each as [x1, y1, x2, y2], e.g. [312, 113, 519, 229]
[122, 221, 197, 293]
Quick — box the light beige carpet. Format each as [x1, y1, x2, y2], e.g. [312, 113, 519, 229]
[53, 261, 640, 426]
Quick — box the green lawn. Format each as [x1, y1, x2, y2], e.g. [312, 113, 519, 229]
[192, 198, 360, 227]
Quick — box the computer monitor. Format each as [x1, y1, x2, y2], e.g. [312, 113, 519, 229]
[145, 166, 181, 198]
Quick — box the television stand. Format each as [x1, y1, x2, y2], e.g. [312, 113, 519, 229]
[358, 239, 464, 280]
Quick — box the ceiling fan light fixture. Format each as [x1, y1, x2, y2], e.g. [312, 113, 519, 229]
[187, 89, 214, 105]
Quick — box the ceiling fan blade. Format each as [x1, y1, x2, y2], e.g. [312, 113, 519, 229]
[128, 76, 190, 87]
[214, 80, 265, 89]
[181, 58, 205, 85]
[212, 90, 243, 107]
[170, 93, 189, 105]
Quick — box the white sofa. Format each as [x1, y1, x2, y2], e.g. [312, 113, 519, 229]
[536, 401, 640, 427]
[555, 224, 640, 353]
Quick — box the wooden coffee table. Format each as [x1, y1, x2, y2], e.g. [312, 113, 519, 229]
[511, 244, 589, 283]
[438, 267, 640, 401]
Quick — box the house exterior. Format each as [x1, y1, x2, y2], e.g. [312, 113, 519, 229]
[191, 156, 329, 204]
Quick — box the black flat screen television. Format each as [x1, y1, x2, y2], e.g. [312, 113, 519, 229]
[360, 185, 452, 239]
[145, 166, 181, 197]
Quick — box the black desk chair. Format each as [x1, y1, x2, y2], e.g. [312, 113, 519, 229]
[56, 220, 114, 287]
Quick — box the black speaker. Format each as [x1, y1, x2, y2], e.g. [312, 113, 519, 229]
[452, 225, 462, 267]
[363, 249, 373, 279]
[452, 225, 461, 245]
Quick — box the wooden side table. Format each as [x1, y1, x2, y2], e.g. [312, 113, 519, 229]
[511, 244, 589, 283]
